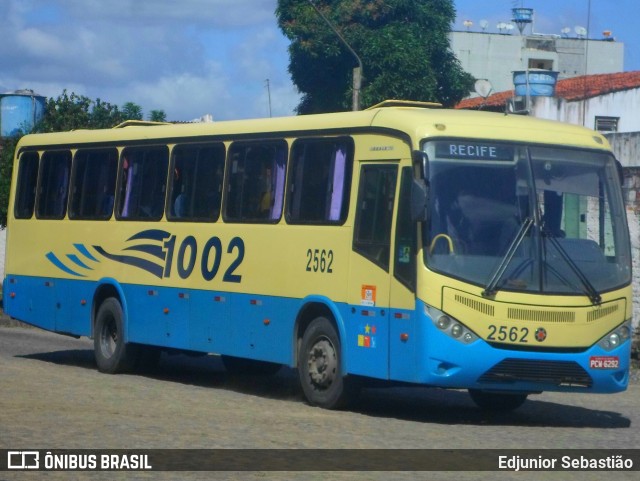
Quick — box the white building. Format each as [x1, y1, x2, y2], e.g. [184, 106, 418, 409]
[450, 31, 624, 95]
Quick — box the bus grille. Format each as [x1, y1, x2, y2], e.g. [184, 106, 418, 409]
[477, 358, 592, 388]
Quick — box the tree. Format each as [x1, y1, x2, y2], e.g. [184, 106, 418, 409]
[277, 0, 474, 114]
[149, 110, 167, 122]
[36, 90, 125, 132]
[0, 136, 19, 229]
[121, 102, 143, 121]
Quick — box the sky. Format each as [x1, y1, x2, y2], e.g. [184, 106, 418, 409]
[1, 0, 638, 122]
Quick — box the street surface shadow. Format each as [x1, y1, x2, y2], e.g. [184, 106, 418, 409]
[355, 386, 631, 429]
[19, 349, 631, 429]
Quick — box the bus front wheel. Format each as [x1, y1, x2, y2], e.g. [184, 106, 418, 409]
[94, 298, 138, 374]
[468, 389, 528, 411]
[298, 316, 356, 409]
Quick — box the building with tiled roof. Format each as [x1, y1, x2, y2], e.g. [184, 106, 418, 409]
[457, 71, 640, 111]
[455, 71, 640, 136]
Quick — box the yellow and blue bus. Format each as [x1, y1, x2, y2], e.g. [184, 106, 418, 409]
[3, 101, 633, 410]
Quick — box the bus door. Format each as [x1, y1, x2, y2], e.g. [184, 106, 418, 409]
[347, 163, 398, 379]
[388, 167, 419, 382]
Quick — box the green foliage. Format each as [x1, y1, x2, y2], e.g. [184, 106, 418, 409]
[36, 90, 127, 132]
[122, 102, 144, 121]
[149, 110, 167, 122]
[277, 0, 474, 113]
[0, 136, 20, 228]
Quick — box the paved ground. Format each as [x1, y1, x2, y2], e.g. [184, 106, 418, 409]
[1, 322, 639, 481]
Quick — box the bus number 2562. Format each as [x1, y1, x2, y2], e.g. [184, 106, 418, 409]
[306, 249, 334, 273]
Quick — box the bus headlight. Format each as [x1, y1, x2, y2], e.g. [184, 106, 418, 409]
[425, 304, 478, 345]
[597, 320, 632, 352]
[436, 315, 451, 330]
[451, 324, 463, 338]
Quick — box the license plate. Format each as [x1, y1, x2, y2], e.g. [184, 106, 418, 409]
[589, 356, 619, 369]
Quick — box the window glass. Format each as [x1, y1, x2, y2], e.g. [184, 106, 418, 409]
[353, 164, 398, 271]
[14, 152, 39, 219]
[287, 137, 353, 224]
[36, 150, 72, 219]
[224, 140, 287, 222]
[117, 146, 169, 220]
[424, 140, 631, 295]
[168, 143, 225, 222]
[69, 148, 118, 220]
[394, 167, 416, 290]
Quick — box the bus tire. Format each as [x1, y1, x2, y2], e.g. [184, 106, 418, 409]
[221, 355, 281, 376]
[468, 389, 528, 411]
[94, 297, 138, 374]
[298, 316, 356, 409]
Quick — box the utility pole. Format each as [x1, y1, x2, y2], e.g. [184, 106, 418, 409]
[307, 0, 363, 111]
[265, 79, 272, 118]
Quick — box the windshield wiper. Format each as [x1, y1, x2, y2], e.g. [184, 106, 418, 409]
[482, 217, 534, 298]
[543, 231, 602, 305]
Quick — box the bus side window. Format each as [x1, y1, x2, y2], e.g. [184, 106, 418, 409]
[287, 137, 353, 224]
[353, 164, 398, 271]
[36, 150, 72, 219]
[168, 143, 225, 222]
[14, 152, 39, 219]
[224, 140, 287, 223]
[69, 148, 118, 220]
[117, 146, 169, 220]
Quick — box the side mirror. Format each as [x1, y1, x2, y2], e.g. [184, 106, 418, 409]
[411, 178, 429, 222]
[615, 159, 624, 186]
[412, 150, 429, 180]
[411, 150, 430, 222]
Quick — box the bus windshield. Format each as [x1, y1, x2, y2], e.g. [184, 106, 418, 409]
[423, 140, 632, 298]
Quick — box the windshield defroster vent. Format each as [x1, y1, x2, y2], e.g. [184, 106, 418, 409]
[454, 294, 494, 316]
[508, 308, 575, 323]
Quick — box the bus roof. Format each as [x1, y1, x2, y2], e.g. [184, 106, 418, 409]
[16, 104, 611, 152]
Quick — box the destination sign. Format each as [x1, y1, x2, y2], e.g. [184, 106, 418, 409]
[435, 142, 514, 161]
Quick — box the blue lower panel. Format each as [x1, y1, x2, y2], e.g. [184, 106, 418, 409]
[123, 286, 300, 365]
[344, 305, 389, 379]
[414, 305, 630, 394]
[5, 275, 303, 367]
[3, 276, 92, 336]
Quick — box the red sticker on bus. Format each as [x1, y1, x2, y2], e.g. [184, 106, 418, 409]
[589, 356, 619, 370]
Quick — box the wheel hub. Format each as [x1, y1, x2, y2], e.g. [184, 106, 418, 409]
[307, 339, 337, 388]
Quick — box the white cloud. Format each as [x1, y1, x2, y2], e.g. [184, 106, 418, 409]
[15, 28, 66, 58]
[0, 0, 298, 120]
[61, 0, 277, 28]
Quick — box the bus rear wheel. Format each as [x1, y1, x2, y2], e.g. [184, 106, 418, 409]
[468, 389, 528, 411]
[298, 316, 356, 409]
[94, 297, 138, 374]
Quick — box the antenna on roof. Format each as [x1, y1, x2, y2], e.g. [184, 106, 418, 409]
[474, 79, 493, 99]
[463, 20, 473, 31]
[561, 27, 571, 38]
[473, 79, 493, 111]
[575, 25, 587, 38]
[479, 19, 489, 31]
